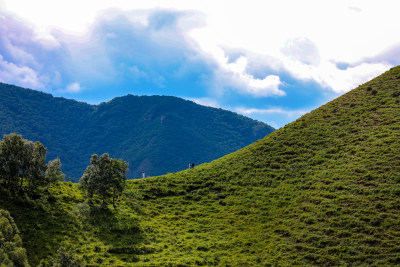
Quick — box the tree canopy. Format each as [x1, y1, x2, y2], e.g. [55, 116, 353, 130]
[0, 133, 64, 194]
[80, 153, 128, 207]
[0, 209, 29, 266]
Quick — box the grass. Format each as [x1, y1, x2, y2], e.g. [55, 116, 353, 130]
[1, 66, 400, 265]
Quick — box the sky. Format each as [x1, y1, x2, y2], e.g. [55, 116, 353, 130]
[0, 1, 399, 128]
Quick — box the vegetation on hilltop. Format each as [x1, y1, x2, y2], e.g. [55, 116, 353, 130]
[0, 84, 274, 181]
[1, 66, 400, 265]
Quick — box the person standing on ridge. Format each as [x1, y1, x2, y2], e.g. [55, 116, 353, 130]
[142, 171, 146, 178]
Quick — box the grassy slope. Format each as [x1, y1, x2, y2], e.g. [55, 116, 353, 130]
[1, 66, 400, 266]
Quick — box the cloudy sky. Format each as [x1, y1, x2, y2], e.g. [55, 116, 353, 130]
[1, 0, 399, 128]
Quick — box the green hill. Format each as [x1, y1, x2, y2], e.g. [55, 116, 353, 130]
[1, 66, 400, 266]
[0, 83, 274, 181]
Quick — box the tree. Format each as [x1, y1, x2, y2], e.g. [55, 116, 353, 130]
[0, 133, 30, 190]
[0, 209, 30, 266]
[0, 133, 64, 194]
[80, 153, 128, 208]
[25, 141, 47, 192]
[45, 158, 66, 185]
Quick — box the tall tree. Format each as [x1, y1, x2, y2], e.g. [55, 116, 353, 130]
[25, 141, 47, 191]
[80, 153, 128, 208]
[0, 134, 46, 192]
[0, 133, 29, 190]
[0, 133, 64, 194]
[45, 158, 66, 185]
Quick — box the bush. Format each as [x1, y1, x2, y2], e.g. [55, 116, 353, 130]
[0, 209, 29, 266]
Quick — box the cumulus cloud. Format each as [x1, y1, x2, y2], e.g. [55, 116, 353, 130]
[236, 107, 307, 118]
[282, 58, 390, 93]
[281, 37, 320, 66]
[235, 106, 310, 129]
[61, 82, 82, 93]
[361, 43, 400, 66]
[215, 56, 285, 97]
[0, 54, 45, 89]
[0, 3, 396, 103]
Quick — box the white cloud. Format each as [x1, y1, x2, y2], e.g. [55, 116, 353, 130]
[215, 56, 285, 97]
[62, 82, 82, 93]
[0, 54, 45, 89]
[236, 107, 307, 118]
[235, 106, 310, 128]
[2, 0, 400, 97]
[186, 97, 219, 108]
[282, 59, 391, 93]
[281, 37, 320, 66]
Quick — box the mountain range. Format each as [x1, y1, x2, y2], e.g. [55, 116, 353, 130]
[0, 83, 274, 181]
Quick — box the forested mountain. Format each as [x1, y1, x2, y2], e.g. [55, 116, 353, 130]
[1, 66, 400, 265]
[0, 83, 274, 180]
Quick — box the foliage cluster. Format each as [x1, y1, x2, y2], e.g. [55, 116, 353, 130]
[0, 84, 274, 181]
[80, 153, 128, 208]
[0, 209, 29, 266]
[0, 133, 64, 195]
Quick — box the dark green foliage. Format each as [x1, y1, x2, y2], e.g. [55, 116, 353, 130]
[38, 247, 83, 267]
[0, 134, 65, 195]
[0, 83, 274, 180]
[0, 209, 29, 266]
[0, 133, 47, 193]
[80, 153, 128, 208]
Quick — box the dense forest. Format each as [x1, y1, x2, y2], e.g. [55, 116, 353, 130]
[0, 83, 274, 181]
[1, 66, 400, 266]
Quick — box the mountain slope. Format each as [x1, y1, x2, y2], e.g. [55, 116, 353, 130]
[0, 84, 274, 180]
[1, 66, 400, 266]
[125, 66, 400, 265]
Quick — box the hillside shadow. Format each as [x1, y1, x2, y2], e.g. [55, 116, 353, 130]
[0, 190, 82, 266]
[87, 205, 151, 264]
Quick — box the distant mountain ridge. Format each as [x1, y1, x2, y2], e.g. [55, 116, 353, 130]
[0, 83, 274, 180]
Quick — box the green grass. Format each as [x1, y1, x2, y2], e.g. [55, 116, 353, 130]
[1, 66, 400, 265]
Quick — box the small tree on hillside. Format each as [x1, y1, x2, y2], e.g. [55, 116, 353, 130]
[0, 133, 65, 194]
[46, 158, 66, 185]
[26, 141, 48, 191]
[0, 133, 30, 190]
[80, 153, 128, 208]
[0, 134, 48, 193]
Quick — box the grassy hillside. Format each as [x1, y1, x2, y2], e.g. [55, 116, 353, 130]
[1, 66, 400, 266]
[0, 84, 274, 181]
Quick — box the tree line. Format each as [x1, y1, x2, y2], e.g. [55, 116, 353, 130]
[0, 134, 128, 208]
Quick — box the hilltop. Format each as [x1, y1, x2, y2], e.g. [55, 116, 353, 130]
[0, 83, 274, 180]
[1, 66, 400, 266]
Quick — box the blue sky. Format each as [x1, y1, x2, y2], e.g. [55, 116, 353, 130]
[1, 1, 399, 128]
